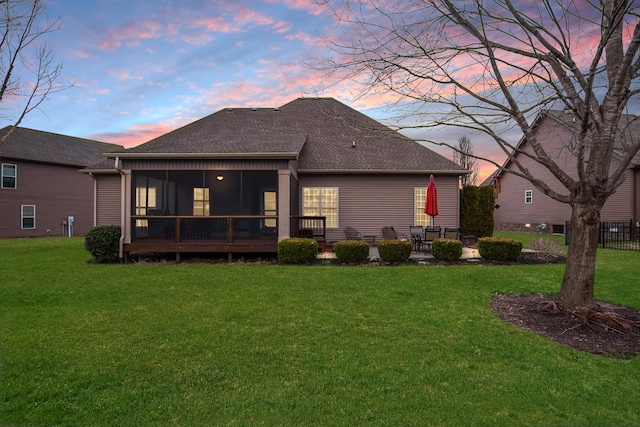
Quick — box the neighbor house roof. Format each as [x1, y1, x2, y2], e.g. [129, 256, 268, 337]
[106, 97, 467, 175]
[0, 126, 123, 167]
[490, 109, 640, 183]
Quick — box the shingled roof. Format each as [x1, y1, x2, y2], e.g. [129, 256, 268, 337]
[111, 97, 466, 174]
[0, 126, 122, 167]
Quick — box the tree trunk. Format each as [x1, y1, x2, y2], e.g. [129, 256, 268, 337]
[558, 203, 601, 310]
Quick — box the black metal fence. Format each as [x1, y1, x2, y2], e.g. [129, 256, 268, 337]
[565, 220, 640, 250]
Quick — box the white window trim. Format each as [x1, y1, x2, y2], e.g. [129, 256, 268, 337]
[2, 163, 17, 189]
[302, 187, 339, 228]
[524, 190, 533, 204]
[21, 205, 36, 229]
[414, 187, 431, 226]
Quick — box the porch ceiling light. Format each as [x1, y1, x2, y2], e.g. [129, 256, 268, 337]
[216, 175, 224, 181]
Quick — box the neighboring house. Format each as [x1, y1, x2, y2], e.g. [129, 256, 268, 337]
[0, 127, 123, 239]
[489, 109, 640, 233]
[84, 97, 467, 259]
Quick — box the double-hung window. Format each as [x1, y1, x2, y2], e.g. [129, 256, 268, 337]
[135, 187, 157, 228]
[302, 187, 338, 227]
[21, 205, 35, 229]
[524, 190, 533, 204]
[414, 187, 431, 226]
[193, 188, 210, 215]
[2, 163, 16, 189]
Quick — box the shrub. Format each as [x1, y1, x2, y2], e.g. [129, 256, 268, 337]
[460, 185, 494, 238]
[432, 238, 463, 262]
[84, 225, 121, 263]
[478, 237, 523, 261]
[377, 239, 412, 263]
[334, 240, 370, 263]
[278, 238, 318, 264]
[531, 238, 563, 262]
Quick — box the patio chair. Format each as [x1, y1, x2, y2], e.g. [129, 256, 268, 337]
[424, 226, 442, 252]
[444, 227, 460, 240]
[382, 226, 398, 239]
[345, 226, 363, 240]
[409, 225, 425, 251]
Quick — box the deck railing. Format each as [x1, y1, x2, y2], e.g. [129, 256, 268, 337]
[290, 216, 326, 240]
[131, 215, 278, 243]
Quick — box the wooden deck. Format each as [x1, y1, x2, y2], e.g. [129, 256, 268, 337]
[126, 215, 279, 261]
[123, 215, 326, 262]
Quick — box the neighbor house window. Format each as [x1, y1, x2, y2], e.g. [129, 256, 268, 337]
[193, 187, 210, 215]
[2, 163, 16, 189]
[21, 205, 35, 229]
[303, 187, 338, 227]
[414, 187, 432, 226]
[524, 190, 533, 204]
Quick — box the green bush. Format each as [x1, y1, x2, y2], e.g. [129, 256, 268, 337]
[84, 225, 121, 263]
[478, 237, 523, 261]
[334, 240, 370, 263]
[377, 239, 412, 263]
[460, 186, 494, 238]
[278, 238, 318, 264]
[432, 238, 463, 262]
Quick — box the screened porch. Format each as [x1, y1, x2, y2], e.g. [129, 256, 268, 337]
[125, 169, 279, 258]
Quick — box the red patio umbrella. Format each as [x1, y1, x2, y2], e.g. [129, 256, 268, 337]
[424, 174, 439, 222]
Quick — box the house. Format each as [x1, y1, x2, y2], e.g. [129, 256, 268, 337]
[489, 109, 640, 233]
[84, 97, 467, 260]
[0, 126, 124, 238]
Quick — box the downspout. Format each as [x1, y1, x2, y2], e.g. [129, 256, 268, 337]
[115, 156, 125, 260]
[89, 172, 97, 227]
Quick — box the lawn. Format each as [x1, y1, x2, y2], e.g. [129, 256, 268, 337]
[1, 237, 639, 426]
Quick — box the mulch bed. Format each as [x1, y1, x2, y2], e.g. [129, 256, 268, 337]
[492, 293, 640, 359]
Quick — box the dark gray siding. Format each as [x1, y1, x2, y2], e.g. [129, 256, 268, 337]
[96, 175, 121, 226]
[0, 160, 94, 238]
[298, 174, 460, 243]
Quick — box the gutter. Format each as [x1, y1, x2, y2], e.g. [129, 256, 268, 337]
[103, 152, 300, 160]
[296, 169, 469, 175]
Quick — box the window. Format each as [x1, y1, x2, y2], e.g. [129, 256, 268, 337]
[193, 187, 210, 215]
[2, 163, 16, 189]
[414, 187, 432, 226]
[263, 191, 276, 227]
[135, 187, 157, 227]
[524, 190, 533, 204]
[21, 205, 35, 229]
[303, 187, 338, 227]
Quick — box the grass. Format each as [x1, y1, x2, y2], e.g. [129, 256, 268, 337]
[493, 230, 567, 250]
[1, 236, 639, 426]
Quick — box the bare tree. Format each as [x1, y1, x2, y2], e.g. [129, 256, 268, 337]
[317, 0, 640, 310]
[453, 135, 478, 186]
[1, 0, 65, 133]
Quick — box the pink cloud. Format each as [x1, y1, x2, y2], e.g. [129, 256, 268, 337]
[234, 8, 275, 26]
[193, 16, 234, 32]
[74, 50, 92, 59]
[285, 31, 323, 47]
[106, 69, 142, 81]
[263, 0, 327, 16]
[98, 20, 163, 51]
[90, 119, 193, 148]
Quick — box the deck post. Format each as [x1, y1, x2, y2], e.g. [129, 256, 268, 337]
[278, 170, 291, 240]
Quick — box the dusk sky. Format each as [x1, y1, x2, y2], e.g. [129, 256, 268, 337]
[8, 0, 527, 182]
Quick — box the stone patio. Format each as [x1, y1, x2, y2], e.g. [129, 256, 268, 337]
[317, 246, 481, 261]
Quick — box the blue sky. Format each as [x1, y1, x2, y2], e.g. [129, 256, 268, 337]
[6, 0, 518, 181]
